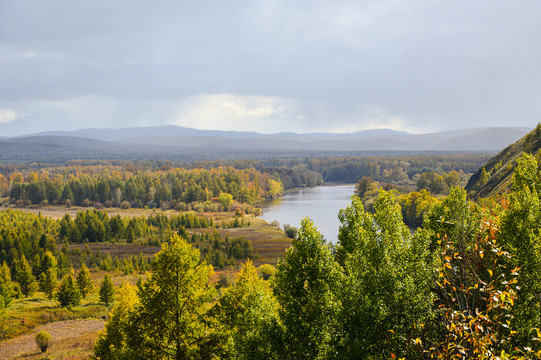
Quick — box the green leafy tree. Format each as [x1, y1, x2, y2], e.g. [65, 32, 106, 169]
[499, 153, 541, 348]
[215, 260, 280, 359]
[266, 179, 283, 198]
[56, 274, 81, 307]
[218, 192, 234, 211]
[417, 171, 449, 194]
[99, 274, 115, 306]
[282, 224, 298, 239]
[17, 255, 36, 297]
[98, 179, 111, 203]
[273, 218, 342, 359]
[39, 267, 57, 300]
[480, 166, 490, 186]
[76, 264, 94, 298]
[126, 227, 135, 243]
[257, 264, 277, 281]
[123, 234, 219, 359]
[335, 192, 434, 359]
[398, 189, 439, 227]
[424, 187, 522, 357]
[354, 176, 378, 200]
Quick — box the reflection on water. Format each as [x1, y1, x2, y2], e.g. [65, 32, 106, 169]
[260, 184, 356, 243]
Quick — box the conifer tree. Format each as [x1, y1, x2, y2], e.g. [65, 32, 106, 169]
[40, 251, 57, 275]
[124, 235, 219, 359]
[216, 260, 279, 359]
[61, 184, 73, 204]
[56, 274, 81, 307]
[17, 255, 36, 297]
[56, 252, 70, 278]
[76, 264, 94, 298]
[0, 262, 15, 308]
[94, 282, 138, 360]
[39, 267, 57, 300]
[99, 274, 115, 306]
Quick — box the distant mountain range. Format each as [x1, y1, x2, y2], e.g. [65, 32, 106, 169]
[23, 126, 409, 142]
[19, 125, 529, 150]
[0, 125, 531, 163]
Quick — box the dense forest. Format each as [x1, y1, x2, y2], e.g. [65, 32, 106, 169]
[6, 167, 283, 208]
[0, 208, 253, 291]
[88, 153, 541, 359]
[3, 152, 541, 358]
[0, 154, 489, 210]
[0, 148, 525, 359]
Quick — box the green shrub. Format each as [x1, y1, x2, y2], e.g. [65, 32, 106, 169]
[283, 224, 298, 239]
[120, 201, 131, 209]
[35, 330, 51, 352]
[258, 264, 277, 280]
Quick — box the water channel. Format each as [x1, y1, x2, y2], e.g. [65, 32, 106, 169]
[260, 184, 356, 243]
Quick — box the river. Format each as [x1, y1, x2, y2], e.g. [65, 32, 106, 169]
[260, 184, 356, 243]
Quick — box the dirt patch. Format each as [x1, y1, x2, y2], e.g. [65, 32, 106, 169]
[0, 318, 104, 360]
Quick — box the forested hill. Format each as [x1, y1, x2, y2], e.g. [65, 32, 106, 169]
[465, 124, 541, 198]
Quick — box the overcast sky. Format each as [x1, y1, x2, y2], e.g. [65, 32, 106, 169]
[1, 1, 540, 136]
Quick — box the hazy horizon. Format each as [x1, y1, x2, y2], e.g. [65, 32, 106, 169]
[8, 123, 535, 139]
[2, 1, 541, 137]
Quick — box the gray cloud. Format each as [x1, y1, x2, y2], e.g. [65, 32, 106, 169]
[1, 0, 540, 136]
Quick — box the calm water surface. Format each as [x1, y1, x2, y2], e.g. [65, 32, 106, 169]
[260, 184, 356, 243]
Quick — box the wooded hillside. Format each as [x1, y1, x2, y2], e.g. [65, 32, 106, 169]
[465, 123, 541, 198]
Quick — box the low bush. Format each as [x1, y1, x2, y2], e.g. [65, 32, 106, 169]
[35, 330, 51, 352]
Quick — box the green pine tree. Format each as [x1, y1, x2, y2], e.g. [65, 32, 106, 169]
[216, 260, 279, 359]
[39, 267, 57, 300]
[76, 264, 94, 298]
[0, 262, 16, 309]
[40, 251, 57, 275]
[99, 275, 115, 306]
[97, 234, 219, 359]
[93, 283, 138, 360]
[56, 274, 81, 307]
[17, 256, 36, 297]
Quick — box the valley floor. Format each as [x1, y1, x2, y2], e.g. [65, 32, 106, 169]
[0, 318, 104, 359]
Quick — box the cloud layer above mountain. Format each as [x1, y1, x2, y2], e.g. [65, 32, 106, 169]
[1, 1, 541, 136]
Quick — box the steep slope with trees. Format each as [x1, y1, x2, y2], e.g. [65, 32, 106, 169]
[465, 123, 541, 198]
